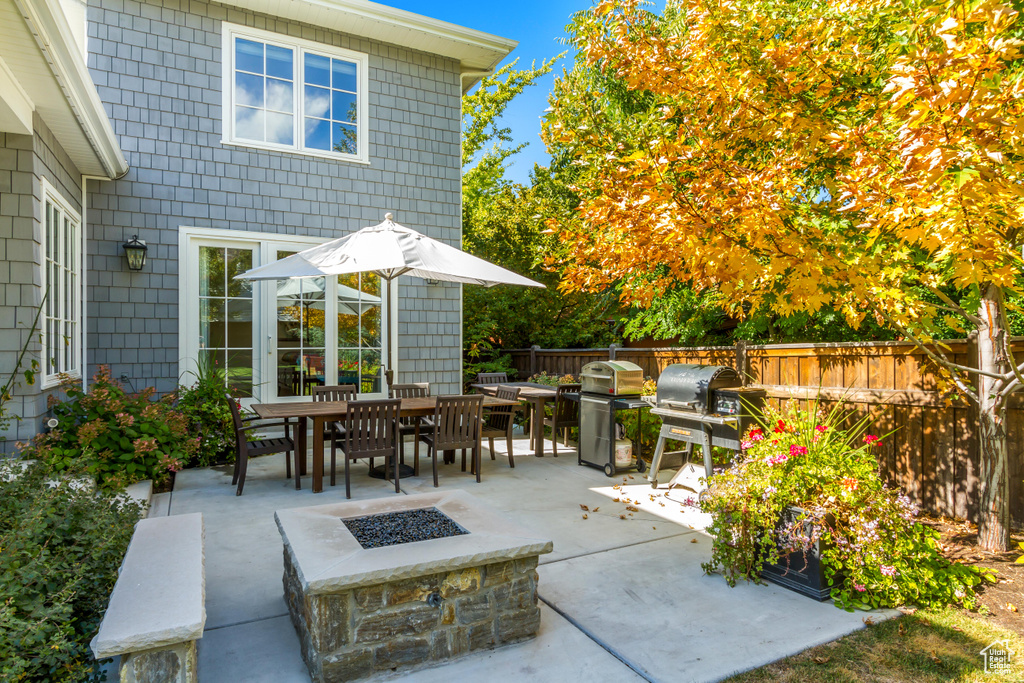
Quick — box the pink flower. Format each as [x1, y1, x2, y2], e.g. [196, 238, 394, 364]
[863, 434, 880, 445]
[747, 427, 765, 442]
[766, 453, 789, 466]
[741, 440, 754, 450]
[116, 412, 135, 428]
[814, 425, 827, 433]
[880, 565, 897, 577]
[853, 583, 866, 592]
[789, 445, 808, 457]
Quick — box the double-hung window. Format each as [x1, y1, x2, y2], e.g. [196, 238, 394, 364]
[41, 180, 81, 385]
[222, 24, 368, 163]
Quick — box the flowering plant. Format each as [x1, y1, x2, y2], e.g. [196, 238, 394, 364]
[700, 402, 989, 610]
[175, 355, 236, 467]
[19, 367, 198, 487]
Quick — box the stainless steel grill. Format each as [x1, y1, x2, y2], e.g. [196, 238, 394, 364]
[647, 364, 765, 492]
[578, 360, 648, 477]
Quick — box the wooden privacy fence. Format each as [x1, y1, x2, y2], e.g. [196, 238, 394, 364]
[506, 340, 1023, 527]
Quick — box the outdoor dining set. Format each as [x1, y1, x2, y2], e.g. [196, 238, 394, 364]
[225, 372, 584, 498]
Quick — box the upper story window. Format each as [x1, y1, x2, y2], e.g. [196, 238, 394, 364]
[221, 24, 369, 163]
[41, 179, 81, 385]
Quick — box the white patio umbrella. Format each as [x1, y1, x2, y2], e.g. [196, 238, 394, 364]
[236, 213, 544, 387]
[275, 278, 381, 317]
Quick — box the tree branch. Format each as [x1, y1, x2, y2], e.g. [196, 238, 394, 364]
[924, 285, 982, 325]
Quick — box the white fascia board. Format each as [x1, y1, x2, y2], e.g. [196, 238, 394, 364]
[0, 56, 34, 135]
[221, 0, 516, 87]
[13, 0, 128, 179]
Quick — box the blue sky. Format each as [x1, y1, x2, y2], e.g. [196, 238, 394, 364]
[388, 0, 589, 185]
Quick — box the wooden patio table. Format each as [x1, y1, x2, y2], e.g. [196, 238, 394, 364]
[471, 382, 573, 459]
[252, 395, 518, 493]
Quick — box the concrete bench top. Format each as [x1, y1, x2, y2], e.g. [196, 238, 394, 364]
[91, 513, 206, 659]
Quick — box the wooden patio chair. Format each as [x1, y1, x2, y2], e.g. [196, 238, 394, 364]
[388, 382, 430, 474]
[480, 386, 521, 468]
[475, 372, 508, 386]
[313, 382, 357, 448]
[333, 398, 401, 499]
[418, 394, 484, 487]
[542, 383, 581, 457]
[228, 396, 294, 496]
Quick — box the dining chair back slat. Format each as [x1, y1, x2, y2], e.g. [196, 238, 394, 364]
[482, 386, 521, 469]
[228, 394, 293, 496]
[544, 383, 581, 457]
[389, 382, 430, 399]
[475, 372, 508, 385]
[419, 394, 484, 487]
[313, 384, 358, 402]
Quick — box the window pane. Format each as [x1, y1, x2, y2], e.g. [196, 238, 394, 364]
[199, 299, 226, 348]
[235, 106, 264, 141]
[236, 38, 264, 74]
[266, 78, 293, 113]
[227, 299, 252, 348]
[333, 123, 357, 155]
[331, 59, 357, 92]
[235, 72, 264, 107]
[226, 249, 253, 297]
[332, 91, 357, 124]
[338, 348, 359, 386]
[304, 84, 330, 119]
[266, 112, 294, 145]
[360, 349, 381, 394]
[277, 300, 302, 346]
[304, 117, 330, 150]
[302, 302, 326, 346]
[304, 53, 330, 87]
[266, 44, 293, 79]
[199, 246, 225, 297]
[360, 303, 380, 348]
[226, 349, 254, 397]
[277, 352, 300, 397]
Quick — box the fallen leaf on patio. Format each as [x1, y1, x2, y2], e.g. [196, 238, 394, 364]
[619, 514, 627, 520]
[613, 498, 620, 503]
[652, 526, 656, 530]
[579, 504, 589, 511]
[812, 656, 830, 665]
[929, 651, 941, 665]
[582, 514, 588, 520]
[863, 617, 874, 626]
[626, 505, 639, 512]
[592, 507, 599, 512]
[628, 475, 634, 479]
[690, 538, 698, 543]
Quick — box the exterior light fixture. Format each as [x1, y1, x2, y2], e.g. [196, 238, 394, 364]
[122, 235, 148, 271]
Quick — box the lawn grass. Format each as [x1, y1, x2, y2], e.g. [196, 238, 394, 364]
[725, 606, 1024, 682]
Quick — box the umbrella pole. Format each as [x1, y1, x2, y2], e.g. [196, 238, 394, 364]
[384, 276, 394, 389]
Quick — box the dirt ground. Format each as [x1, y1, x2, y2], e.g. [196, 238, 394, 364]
[926, 516, 1024, 637]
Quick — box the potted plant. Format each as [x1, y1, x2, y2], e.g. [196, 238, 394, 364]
[699, 402, 991, 610]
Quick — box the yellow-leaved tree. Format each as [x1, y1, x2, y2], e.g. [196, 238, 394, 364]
[544, 0, 1024, 550]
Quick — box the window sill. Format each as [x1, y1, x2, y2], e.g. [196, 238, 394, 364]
[41, 371, 81, 391]
[220, 139, 371, 165]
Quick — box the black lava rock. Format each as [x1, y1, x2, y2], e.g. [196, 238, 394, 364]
[343, 507, 468, 549]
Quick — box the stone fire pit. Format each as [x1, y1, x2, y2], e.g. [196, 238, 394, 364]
[275, 490, 553, 682]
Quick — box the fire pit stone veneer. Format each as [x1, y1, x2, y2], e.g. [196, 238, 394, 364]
[275, 490, 553, 682]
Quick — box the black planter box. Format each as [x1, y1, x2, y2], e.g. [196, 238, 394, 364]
[760, 507, 834, 601]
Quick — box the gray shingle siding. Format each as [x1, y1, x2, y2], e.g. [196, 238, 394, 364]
[86, 0, 464, 397]
[0, 114, 84, 450]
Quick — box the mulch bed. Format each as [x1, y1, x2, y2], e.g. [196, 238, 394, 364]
[924, 515, 1023, 637]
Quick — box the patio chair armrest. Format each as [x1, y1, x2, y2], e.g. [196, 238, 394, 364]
[236, 420, 293, 434]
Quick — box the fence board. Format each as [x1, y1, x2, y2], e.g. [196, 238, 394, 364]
[500, 341, 1022, 527]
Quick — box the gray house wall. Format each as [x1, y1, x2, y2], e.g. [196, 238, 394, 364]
[85, 0, 463, 396]
[0, 114, 84, 449]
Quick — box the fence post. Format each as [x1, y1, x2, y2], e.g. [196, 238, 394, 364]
[529, 345, 540, 377]
[609, 343, 618, 360]
[735, 340, 749, 385]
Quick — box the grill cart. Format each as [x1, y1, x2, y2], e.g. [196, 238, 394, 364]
[578, 360, 649, 477]
[647, 364, 765, 492]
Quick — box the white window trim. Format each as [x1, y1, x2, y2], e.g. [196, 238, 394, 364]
[220, 22, 370, 164]
[40, 177, 82, 389]
[178, 226, 388, 403]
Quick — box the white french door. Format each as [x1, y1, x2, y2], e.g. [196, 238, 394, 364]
[179, 227, 386, 402]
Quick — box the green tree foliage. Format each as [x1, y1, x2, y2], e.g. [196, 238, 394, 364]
[461, 57, 619, 381]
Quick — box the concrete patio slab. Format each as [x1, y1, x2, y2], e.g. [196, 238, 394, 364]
[198, 605, 645, 683]
[538, 533, 898, 682]
[165, 436, 897, 682]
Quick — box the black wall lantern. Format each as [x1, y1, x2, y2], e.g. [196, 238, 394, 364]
[122, 235, 148, 271]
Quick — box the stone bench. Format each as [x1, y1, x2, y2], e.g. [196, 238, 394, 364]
[91, 513, 206, 683]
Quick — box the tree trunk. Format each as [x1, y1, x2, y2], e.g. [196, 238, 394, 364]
[976, 284, 1010, 552]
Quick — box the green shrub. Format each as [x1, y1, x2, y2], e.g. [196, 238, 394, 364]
[175, 356, 235, 468]
[20, 367, 199, 488]
[0, 460, 141, 682]
[699, 401, 990, 610]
